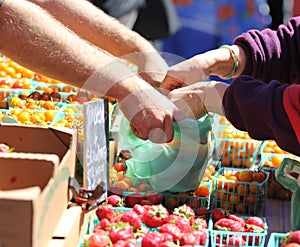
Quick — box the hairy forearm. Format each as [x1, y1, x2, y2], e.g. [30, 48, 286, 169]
[0, 0, 148, 100]
[28, 0, 158, 57]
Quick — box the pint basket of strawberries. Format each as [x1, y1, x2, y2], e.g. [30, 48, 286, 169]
[209, 208, 268, 247]
[80, 201, 210, 247]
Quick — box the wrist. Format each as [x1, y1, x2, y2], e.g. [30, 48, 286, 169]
[202, 81, 228, 115]
[218, 45, 239, 79]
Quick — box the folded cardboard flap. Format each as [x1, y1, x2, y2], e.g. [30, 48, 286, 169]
[0, 124, 75, 162]
[0, 153, 58, 191]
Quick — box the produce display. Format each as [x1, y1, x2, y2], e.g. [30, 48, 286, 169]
[2, 54, 300, 247]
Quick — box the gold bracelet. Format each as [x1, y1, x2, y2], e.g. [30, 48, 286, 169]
[219, 45, 239, 79]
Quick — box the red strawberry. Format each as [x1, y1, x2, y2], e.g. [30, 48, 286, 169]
[106, 194, 124, 207]
[228, 214, 246, 227]
[144, 191, 163, 205]
[160, 232, 174, 242]
[141, 231, 165, 247]
[174, 217, 192, 233]
[195, 207, 209, 217]
[113, 240, 140, 247]
[96, 204, 115, 221]
[133, 204, 146, 216]
[173, 204, 195, 220]
[159, 241, 178, 247]
[164, 214, 182, 224]
[228, 235, 246, 246]
[212, 208, 227, 223]
[88, 232, 110, 247]
[140, 199, 154, 206]
[180, 232, 198, 246]
[124, 193, 145, 207]
[192, 217, 208, 230]
[94, 219, 110, 232]
[193, 229, 208, 246]
[243, 227, 263, 246]
[120, 210, 142, 231]
[159, 223, 182, 241]
[142, 205, 169, 228]
[0, 144, 10, 153]
[286, 231, 300, 244]
[109, 222, 133, 243]
[214, 218, 244, 232]
[245, 216, 265, 229]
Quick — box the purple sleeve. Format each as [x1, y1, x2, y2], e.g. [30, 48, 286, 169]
[223, 75, 300, 156]
[234, 17, 300, 84]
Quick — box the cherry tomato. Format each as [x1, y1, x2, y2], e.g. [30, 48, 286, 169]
[113, 162, 127, 172]
[11, 81, 24, 89]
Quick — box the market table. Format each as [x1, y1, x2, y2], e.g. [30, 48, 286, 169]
[258, 199, 292, 244]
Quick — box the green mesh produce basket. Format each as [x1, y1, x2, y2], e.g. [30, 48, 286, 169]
[78, 206, 210, 247]
[213, 125, 261, 169]
[267, 233, 287, 247]
[161, 181, 214, 210]
[259, 153, 295, 200]
[213, 167, 268, 215]
[209, 216, 268, 247]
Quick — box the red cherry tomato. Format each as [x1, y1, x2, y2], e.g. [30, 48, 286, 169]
[11, 81, 24, 89]
[113, 162, 127, 172]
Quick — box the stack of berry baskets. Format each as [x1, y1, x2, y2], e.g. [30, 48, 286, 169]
[259, 140, 299, 200]
[209, 211, 268, 247]
[213, 123, 261, 169]
[213, 167, 269, 215]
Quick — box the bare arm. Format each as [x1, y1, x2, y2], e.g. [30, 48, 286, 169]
[0, 0, 182, 142]
[160, 45, 246, 90]
[28, 0, 169, 86]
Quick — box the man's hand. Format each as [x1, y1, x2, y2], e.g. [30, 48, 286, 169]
[118, 85, 185, 143]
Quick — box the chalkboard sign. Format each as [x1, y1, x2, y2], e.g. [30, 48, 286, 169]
[83, 99, 109, 203]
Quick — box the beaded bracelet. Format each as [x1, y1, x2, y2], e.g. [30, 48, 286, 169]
[219, 45, 239, 79]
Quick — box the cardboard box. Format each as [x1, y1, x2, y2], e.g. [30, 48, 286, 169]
[48, 205, 82, 247]
[0, 124, 77, 247]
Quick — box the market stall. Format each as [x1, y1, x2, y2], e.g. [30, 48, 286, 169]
[0, 55, 299, 247]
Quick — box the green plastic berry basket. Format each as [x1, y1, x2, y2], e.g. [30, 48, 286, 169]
[267, 232, 287, 247]
[78, 206, 210, 247]
[161, 180, 214, 211]
[213, 124, 261, 169]
[259, 153, 295, 200]
[213, 167, 269, 215]
[209, 216, 268, 247]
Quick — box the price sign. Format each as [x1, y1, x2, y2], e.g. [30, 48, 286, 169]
[83, 99, 109, 203]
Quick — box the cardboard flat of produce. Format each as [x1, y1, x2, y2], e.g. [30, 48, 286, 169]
[0, 124, 77, 247]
